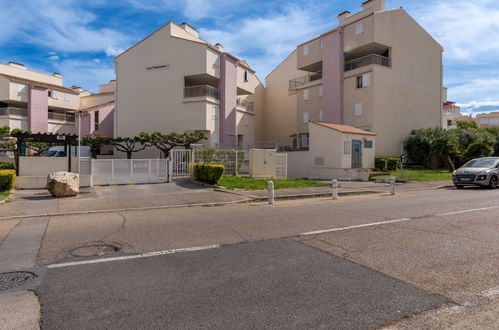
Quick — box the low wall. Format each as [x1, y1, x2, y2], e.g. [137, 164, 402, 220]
[309, 167, 370, 181]
[16, 175, 92, 189]
[286, 151, 310, 179]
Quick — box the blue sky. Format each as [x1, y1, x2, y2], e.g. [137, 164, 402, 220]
[0, 0, 498, 115]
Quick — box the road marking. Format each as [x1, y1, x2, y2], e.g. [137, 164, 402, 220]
[301, 218, 411, 236]
[301, 205, 499, 236]
[436, 206, 499, 217]
[48, 245, 221, 269]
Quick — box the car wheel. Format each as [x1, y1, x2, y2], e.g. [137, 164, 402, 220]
[489, 176, 498, 189]
[455, 185, 464, 189]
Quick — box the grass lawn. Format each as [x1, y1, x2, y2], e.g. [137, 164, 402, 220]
[380, 168, 452, 181]
[0, 191, 9, 202]
[217, 176, 330, 190]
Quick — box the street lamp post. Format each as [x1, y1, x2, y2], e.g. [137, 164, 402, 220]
[77, 111, 82, 174]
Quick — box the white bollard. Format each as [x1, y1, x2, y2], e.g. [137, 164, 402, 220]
[268, 181, 275, 204]
[332, 179, 338, 200]
[390, 177, 396, 195]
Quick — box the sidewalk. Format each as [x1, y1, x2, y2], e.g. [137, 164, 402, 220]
[0, 180, 453, 219]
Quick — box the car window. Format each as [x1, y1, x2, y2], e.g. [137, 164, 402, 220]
[43, 150, 58, 157]
[463, 159, 498, 168]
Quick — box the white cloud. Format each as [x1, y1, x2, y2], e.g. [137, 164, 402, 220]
[52, 59, 115, 92]
[48, 55, 60, 61]
[414, 0, 499, 62]
[199, 5, 329, 79]
[0, 0, 130, 56]
[105, 46, 125, 57]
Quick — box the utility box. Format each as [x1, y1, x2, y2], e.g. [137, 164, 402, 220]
[249, 149, 276, 178]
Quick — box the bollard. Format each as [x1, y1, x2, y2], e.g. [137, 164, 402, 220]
[268, 181, 275, 204]
[332, 179, 338, 200]
[390, 177, 396, 195]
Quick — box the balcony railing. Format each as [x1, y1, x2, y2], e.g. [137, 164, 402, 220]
[289, 71, 322, 90]
[237, 98, 254, 112]
[48, 112, 76, 122]
[184, 85, 219, 100]
[0, 107, 28, 117]
[344, 54, 391, 71]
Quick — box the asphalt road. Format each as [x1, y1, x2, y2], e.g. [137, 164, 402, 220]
[2, 185, 499, 329]
[37, 239, 445, 330]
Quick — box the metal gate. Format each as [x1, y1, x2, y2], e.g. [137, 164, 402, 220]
[276, 153, 288, 178]
[170, 149, 192, 178]
[92, 159, 171, 185]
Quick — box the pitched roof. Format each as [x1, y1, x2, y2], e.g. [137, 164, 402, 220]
[0, 73, 79, 94]
[311, 121, 376, 136]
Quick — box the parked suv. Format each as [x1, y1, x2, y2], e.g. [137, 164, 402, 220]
[453, 157, 499, 189]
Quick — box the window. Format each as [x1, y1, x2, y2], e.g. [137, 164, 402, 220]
[51, 91, 59, 99]
[303, 45, 309, 56]
[303, 89, 309, 101]
[447, 120, 452, 126]
[355, 22, 363, 35]
[355, 103, 363, 116]
[364, 140, 373, 148]
[64, 93, 70, 102]
[319, 109, 324, 121]
[48, 91, 52, 98]
[319, 86, 323, 97]
[319, 39, 323, 49]
[243, 70, 248, 82]
[211, 106, 218, 120]
[303, 112, 309, 123]
[17, 83, 26, 94]
[94, 111, 99, 131]
[357, 73, 371, 88]
[299, 133, 309, 149]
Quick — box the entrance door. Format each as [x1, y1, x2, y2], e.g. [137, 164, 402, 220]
[352, 140, 362, 168]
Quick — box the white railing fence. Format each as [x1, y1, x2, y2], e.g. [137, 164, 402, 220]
[276, 153, 288, 178]
[91, 159, 171, 185]
[171, 149, 192, 178]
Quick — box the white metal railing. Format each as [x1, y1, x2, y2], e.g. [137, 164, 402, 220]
[184, 85, 219, 100]
[92, 159, 171, 185]
[0, 107, 28, 117]
[289, 71, 322, 90]
[171, 149, 192, 178]
[236, 98, 254, 112]
[344, 54, 391, 71]
[276, 153, 288, 178]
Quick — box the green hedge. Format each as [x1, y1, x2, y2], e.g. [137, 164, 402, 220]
[0, 169, 15, 191]
[193, 164, 224, 184]
[375, 157, 400, 171]
[0, 162, 15, 170]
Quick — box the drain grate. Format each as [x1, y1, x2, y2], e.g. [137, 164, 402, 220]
[71, 243, 121, 257]
[0, 271, 38, 291]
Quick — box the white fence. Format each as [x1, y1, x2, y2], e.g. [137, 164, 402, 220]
[276, 153, 288, 178]
[171, 149, 192, 178]
[92, 159, 171, 185]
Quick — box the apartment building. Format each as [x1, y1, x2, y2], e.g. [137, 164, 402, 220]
[115, 22, 264, 155]
[265, 0, 443, 156]
[476, 112, 499, 128]
[0, 61, 80, 134]
[79, 80, 115, 139]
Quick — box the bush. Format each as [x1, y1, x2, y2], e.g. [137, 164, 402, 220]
[193, 164, 224, 184]
[0, 162, 14, 170]
[0, 169, 15, 191]
[375, 157, 400, 171]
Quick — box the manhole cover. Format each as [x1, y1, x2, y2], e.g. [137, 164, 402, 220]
[0, 271, 38, 291]
[71, 243, 121, 257]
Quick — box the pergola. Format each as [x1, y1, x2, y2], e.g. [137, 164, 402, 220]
[11, 132, 78, 176]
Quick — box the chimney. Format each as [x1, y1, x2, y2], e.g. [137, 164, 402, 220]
[338, 11, 352, 26]
[214, 43, 224, 52]
[53, 72, 62, 78]
[361, 0, 385, 12]
[179, 22, 199, 38]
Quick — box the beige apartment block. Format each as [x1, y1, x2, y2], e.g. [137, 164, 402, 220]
[0, 61, 80, 134]
[115, 22, 263, 156]
[265, 0, 443, 156]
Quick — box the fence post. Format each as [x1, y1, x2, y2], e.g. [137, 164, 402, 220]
[130, 159, 133, 180]
[90, 158, 94, 187]
[268, 181, 274, 205]
[168, 158, 173, 182]
[148, 159, 151, 182]
[390, 177, 396, 195]
[235, 149, 238, 177]
[332, 179, 338, 200]
[111, 160, 114, 184]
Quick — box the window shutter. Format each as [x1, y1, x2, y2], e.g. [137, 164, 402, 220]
[355, 103, 363, 116]
[362, 73, 370, 87]
[303, 112, 309, 123]
[303, 89, 309, 101]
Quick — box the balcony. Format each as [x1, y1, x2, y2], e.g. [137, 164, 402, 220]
[289, 72, 322, 90]
[48, 112, 75, 122]
[344, 54, 390, 72]
[0, 107, 28, 117]
[237, 98, 254, 112]
[184, 85, 219, 100]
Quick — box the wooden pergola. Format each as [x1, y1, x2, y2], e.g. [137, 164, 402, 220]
[11, 132, 78, 176]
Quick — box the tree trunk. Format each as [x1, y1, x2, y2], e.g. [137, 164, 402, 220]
[447, 155, 456, 171]
[127, 151, 132, 159]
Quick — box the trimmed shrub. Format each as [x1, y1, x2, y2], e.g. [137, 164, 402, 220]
[375, 157, 400, 171]
[193, 164, 224, 184]
[0, 162, 14, 170]
[0, 169, 15, 191]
